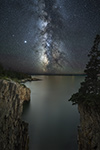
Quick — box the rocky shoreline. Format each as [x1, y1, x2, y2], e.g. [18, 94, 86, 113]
[0, 79, 31, 150]
[1, 78, 100, 150]
[20, 77, 42, 83]
[78, 104, 100, 150]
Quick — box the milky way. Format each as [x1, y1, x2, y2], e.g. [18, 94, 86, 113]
[0, 0, 100, 74]
[34, 0, 73, 73]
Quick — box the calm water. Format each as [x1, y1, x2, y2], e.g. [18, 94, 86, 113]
[22, 76, 84, 150]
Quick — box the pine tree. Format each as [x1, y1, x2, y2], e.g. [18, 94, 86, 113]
[69, 35, 100, 104]
[80, 35, 100, 94]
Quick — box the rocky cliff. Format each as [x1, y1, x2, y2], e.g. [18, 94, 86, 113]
[0, 80, 31, 150]
[78, 104, 100, 150]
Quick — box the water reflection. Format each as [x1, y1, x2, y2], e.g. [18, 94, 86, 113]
[22, 76, 84, 150]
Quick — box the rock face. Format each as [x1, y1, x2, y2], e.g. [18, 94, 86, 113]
[78, 104, 100, 150]
[0, 80, 31, 150]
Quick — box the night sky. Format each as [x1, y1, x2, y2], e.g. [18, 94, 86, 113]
[0, 0, 100, 74]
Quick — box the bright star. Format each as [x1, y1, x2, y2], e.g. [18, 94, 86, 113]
[24, 40, 27, 44]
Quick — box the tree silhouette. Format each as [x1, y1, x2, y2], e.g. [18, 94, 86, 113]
[69, 35, 100, 105]
[80, 34, 100, 94]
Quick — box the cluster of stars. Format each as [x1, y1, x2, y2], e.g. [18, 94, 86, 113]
[0, 0, 100, 74]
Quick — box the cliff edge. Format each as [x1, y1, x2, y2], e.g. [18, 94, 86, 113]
[78, 104, 100, 150]
[0, 80, 31, 150]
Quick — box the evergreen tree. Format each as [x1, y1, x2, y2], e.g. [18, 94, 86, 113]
[80, 34, 100, 94]
[69, 35, 100, 104]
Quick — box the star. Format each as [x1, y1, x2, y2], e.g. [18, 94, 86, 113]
[24, 40, 27, 44]
[0, 0, 100, 74]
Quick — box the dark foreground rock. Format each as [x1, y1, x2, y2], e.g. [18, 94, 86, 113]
[78, 104, 100, 150]
[0, 80, 31, 150]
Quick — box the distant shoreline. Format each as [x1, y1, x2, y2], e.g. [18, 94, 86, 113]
[20, 77, 42, 83]
[31, 74, 86, 76]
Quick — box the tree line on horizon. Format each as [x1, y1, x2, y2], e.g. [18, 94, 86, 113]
[0, 63, 30, 81]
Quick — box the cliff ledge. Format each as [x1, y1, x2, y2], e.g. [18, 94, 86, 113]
[0, 79, 31, 150]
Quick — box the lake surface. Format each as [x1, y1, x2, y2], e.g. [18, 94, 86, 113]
[22, 76, 84, 150]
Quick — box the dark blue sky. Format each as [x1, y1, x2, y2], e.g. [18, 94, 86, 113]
[0, 0, 100, 74]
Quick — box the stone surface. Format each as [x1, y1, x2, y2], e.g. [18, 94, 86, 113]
[0, 80, 31, 150]
[78, 104, 100, 150]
